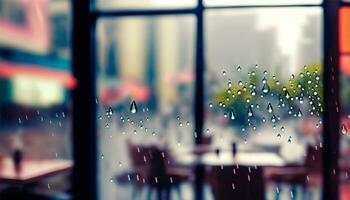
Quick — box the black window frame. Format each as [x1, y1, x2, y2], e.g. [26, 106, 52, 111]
[71, 0, 340, 200]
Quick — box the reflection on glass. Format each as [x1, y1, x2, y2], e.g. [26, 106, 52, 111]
[340, 7, 350, 54]
[0, 0, 72, 199]
[96, 0, 196, 10]
[205, 8, 323, 199]
[205, 0, 322, 6]
[339, 7, 350, 199]
[96, 16, 195, 200]
[340, 54, 350, 199]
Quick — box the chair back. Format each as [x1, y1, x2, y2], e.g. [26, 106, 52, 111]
[208, 166, 264, 200]
[305, 145, 322, 173]
[126, 140, 152, 173]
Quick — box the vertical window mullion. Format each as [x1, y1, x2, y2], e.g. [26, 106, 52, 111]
[194, 0, 205, 200]
[322, 0, 340, 199]
[72, 0, 98, 200]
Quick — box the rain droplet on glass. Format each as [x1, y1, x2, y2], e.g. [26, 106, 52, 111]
[247, 107, 253, 117]
[106, 107, 113, 117]
[262, 83, 269, 94]
[130, 100, 138, 114]
[284, 90, 290, 99]
[341, 124, 348, 135]
[267, 103, 273, 113]
[297, 109, 302, 117]
[230, 111, 236, 120]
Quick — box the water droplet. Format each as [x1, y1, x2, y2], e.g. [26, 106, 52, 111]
[263, 70, 268, 75]
[267, 103, 273, 113]
[248, 107, 253, 117]
[222, 71, 227, 76]
[98, 116, 102, 120]
[101, 154, 105, 159]
[230, 111, 236, 120]
[262, 83, 269, 94]
[110, 178, 114, 183]
[297, 109, 302, 117]
[281, 126, 285, 132]
[106, 107, 113, 117]
[105, 124, 110, 128]
[341, 124, 348, 135]
[277, 133, 281, 138]
[152, 132, 156, 136]
[228, 80, 232, 87]
[224, 113, 228, 118]
[130, 100, 138, 114]
[186, 121, 190, 126]
[251, 88, 257, 96]
[284, 90, 290, 99]
[237, 66, 241, 71]
[209, 103, 213, 108]
[287, 136, 292, 144]
[262, 77, 267, 84]
[206, 129, 210, 134]
[271, 115, 277, 123]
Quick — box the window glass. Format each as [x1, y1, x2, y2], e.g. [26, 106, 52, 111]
[96, 0, 197, 11]
[0, 0, 73, 198]
[339, 7, 350, 200]
[96, 15, 196, 200]
[205, 7, 323, 199]
[205, 0, 322, 7]
[340, 7, 350, 54]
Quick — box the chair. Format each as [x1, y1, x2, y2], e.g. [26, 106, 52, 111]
[115, 140, 191, 200]
[265, 145, 322, 200]
[208, 165, 265, 200]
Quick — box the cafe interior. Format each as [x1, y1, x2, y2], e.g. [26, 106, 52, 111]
[0, 0, 350, 200]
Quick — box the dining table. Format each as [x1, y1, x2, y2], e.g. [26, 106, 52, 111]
[0, 157, 73, 185]
[170, 143, 286, 166]
[170, 146, 287, 200]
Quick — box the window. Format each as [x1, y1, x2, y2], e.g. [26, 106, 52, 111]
[339, 6, 350, 200]
[72, 0, 340, 200]
[96, 16, 196, 199]
[0, 0, 73, 198]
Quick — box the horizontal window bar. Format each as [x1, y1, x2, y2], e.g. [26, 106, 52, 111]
[91, 8, 199, 18]
[91, 4, 324, 18]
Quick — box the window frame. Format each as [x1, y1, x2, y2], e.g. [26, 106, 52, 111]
[71, 0, 340, 200]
